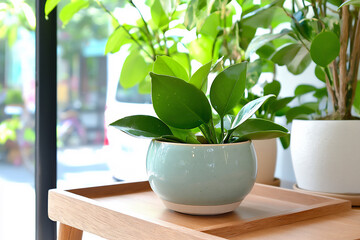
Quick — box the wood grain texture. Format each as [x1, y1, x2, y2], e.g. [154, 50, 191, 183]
[48, 181, 354, 240]
[58, 224, 83, 240]
[229, 209, 360, 240]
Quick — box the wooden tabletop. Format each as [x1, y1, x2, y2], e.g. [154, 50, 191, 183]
[231, 208, 360, 239]
[48, 181, 360, 240]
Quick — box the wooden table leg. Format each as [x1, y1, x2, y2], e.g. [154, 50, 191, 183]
[58, 223, 83, 240]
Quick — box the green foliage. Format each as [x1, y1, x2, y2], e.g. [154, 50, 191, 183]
[210, 63, 247, 118]
[232, 118, 289, 141]
[310, 31, 340, 67]
[150, 72, 212, 129]
[111, 59, 289, 144]
[153, 56, 189, 81]
[119, 51, 151, 89]
[110, 115, 172, 138]
[189, 61, 212, 92]
[244, 0, 360, 119]
[60, 0, 90, 27]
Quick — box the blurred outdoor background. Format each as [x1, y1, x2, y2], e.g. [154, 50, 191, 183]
[0, 0, 309, 239]
[0, 0, 119, 239]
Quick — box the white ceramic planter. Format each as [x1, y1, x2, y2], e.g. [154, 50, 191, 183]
[291, 120, 360, 194]
[252, 139, 277, 184]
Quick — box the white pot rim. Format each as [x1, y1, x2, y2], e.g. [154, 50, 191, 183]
[293, 119, 360, 123]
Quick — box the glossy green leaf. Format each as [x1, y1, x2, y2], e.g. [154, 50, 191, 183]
[45, 0, 61, 17]
[199, 12, 220, 39]
[151, 0, 170, 29]
[264, 80, 281, 97]
[110, 115, 172, 138]
[189, 61, 212, 92]
[285, 105, 317, 123]
[294, 84, 317, 96]
[105, 27, 131, 54]
[256, 43, 276, 59]
[328, 0, 342, 7]
[268, 97, 294, 113]
[315, 65, 326, 82]
[241, 0, 285, 29]
[270, 7, 291, 28]
[150, 73, 212, 129]
[339, 0, 360, 8]
[231, 118, 289, 141]
[168, 127, 197, 142]
[184, 0, 206, 30]
[310, 31, 340, 67]
[279, 134, 290, 149]
[153, 56, 189, 81]
[119, 51, 149, 89]
[270, 43, 302, 66]
[189, 36, 213, 64]
[59, 0, 89, 26]
[210, 62, 247, 118]
[313, 87, 328, 100]
[245, 30, 290, 59]
[231, 94, 275, 130]
[239, 23, 257, 50]
[353, 81, 360, 115]
[286, 45, 311, 75]
[171, 53, 191, 76]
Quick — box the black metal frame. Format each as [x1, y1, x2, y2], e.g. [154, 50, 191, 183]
[35, 0, 57, 239]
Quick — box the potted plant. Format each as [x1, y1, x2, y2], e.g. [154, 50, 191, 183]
[45, 0, 292, 185]
[248, 0, 360, 196]
[237, 80, 294, 185]
[110, 58, 289, 215]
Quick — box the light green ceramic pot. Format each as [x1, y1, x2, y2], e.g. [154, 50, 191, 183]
[146, 140, 257, 215]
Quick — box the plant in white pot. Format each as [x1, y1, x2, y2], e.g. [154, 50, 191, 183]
[248, 0, 360, 197]
[237, 80, 294, 185]
[110, 58, 289, 215]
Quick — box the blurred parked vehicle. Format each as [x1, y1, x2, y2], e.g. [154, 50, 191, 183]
[104, 61, 154, 181]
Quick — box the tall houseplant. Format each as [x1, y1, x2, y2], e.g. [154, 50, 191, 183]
[248, 0, 360, 196]
[111, 59, 289, 214]
[45, 0, 292, 184]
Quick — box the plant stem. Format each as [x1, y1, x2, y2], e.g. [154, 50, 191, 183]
[208, 120, 219, 144]
[95, 0, 154, 60]
[199, 124, 217, 144]
[324, 66, 338, 111]
[220, 118, 224, 143]
[349, 11, 360, 108]
[331, 60, 340, 100]
[338, 5, 350, 118]
[310, 0, 325, 29]
[127, 0, 157, 61]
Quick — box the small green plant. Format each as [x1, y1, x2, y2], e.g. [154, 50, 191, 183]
[238, 80, 294, 148]
[110, 58, 289, 144]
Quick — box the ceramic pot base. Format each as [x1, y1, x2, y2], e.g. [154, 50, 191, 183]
[293, 184, 360, 207]
[162, 199, 242, 215]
